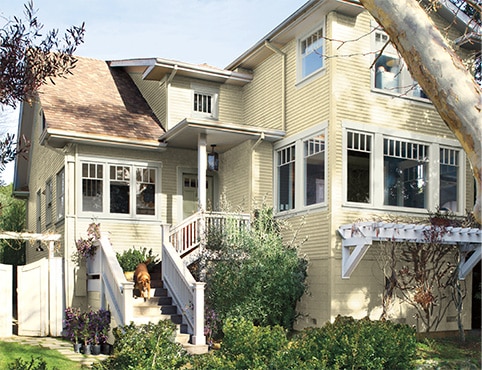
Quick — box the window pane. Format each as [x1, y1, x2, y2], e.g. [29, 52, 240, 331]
[384, 156, 428, 208]
[82, 163, 103, 212]
[440, 148, 458, 212]
[56, 169, 65, 220]
[305, 136, 325, 206]
[136, 167, 156, 215]
[347, 150, 370, 203]
[278, 145, 295, 211]
[110, 165, 130, 214]
[301, 28, 323, 78]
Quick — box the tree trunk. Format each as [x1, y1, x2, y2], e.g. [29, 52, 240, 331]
[359, 0, 482, 223]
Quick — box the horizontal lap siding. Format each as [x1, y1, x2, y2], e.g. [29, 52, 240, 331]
[252, 142, 273, 207]
[129, 73, 166, 126]
[219, 84, 244, 125]
[168, 77, 192, 128]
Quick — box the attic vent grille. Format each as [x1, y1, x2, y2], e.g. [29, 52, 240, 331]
[194, 93, 212, 114]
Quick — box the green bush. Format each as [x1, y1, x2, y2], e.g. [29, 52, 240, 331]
[7, 357, 52, 370]
[116, 246, 159, 272]
[288, 316, 417, 370]
[92, 320, 187, 370]
[202, 206, 307, 330]
[191, 316, 417, 370]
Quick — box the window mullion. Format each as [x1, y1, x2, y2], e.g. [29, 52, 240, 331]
[429, 143, 440, 212]
[373, 133, 384, 207]
[295, 139, 304, 210]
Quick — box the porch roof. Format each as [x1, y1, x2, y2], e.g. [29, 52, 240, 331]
[159, 118, 285, 153]
[337, 221, 482, 280]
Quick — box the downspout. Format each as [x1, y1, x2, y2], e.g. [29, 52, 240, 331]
[264, 40, 286, 132]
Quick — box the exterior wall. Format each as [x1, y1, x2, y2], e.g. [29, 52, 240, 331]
[129, 72, 167, 127]
[218, 83, 244, 126]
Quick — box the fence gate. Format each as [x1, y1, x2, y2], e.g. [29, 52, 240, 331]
[0, 263, 12, 336]
[17, 257, 63, 337]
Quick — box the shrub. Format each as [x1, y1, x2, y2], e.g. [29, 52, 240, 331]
[7, 357, 50, 370]
[288, 316, 417, 370]
[92, 320, 187, 370]
[116, 246, 159, 272]
[202, 206, 307, 330]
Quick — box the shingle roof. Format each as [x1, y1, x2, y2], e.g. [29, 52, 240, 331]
[39, 56, 164, 143]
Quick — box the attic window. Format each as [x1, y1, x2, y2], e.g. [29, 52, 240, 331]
[194, 93, 212, 114]
[191, 84, 219, 119]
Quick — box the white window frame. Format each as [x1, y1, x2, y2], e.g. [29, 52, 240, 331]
[274, 123, 328, 214]
[297, 23, 326, 85]
[342, 121, 465, 214]
[191, 83, 219, 119]
[371, 27, 429, 101]
[78, 157, 161, 219]
[45, 179, 53, 226]
[56, 168, 65, 221]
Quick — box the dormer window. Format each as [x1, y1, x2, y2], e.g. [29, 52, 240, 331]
[191, 84, 219, 119]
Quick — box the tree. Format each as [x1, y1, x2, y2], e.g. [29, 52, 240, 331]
[0, 184, 26, 265]
[0, 1, 85, 172]
[359, 0, 482, 223]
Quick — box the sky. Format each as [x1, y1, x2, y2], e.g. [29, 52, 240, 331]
[0, 0, 308, 183]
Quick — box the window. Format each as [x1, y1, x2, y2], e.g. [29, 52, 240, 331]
[136, 168, 156, 215]
[277, 145, 296, 211]
[192, 84, 219, 119]
[373, 30, 427, 99]
[81, 161, 158, 217]
[346, 131, 372, 203]
[440, 148, 459, 212]
[275, 126, 327, 213]
[82, 163, 103, 212]
[56, 169, 65, 221]
[194, 93, 212, 115]
[36, 190, 41, 233]
[300, 27, 324, 79]
[384, 139, 428, 208]
[45, 180, 52, 225]
[304, 135, 325, 205]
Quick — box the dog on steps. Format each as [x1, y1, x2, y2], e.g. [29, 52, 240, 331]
[134, 262, 151, 302]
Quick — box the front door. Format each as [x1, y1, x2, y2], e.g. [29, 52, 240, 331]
[182, 174, 214, 219]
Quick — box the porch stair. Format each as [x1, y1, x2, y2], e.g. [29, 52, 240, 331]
[130, 265, 208, 354]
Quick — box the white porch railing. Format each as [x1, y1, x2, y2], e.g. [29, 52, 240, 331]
[169, 211, 250, 256]
[161, 224, 205, 345]
[97, 233, 134, 326]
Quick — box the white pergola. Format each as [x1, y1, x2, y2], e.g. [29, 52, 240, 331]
[0, 231, 61, 256]
[337, 221, 482, 279]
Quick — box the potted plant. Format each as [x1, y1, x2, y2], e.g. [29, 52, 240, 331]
[63, 307, 83, 353]
[116, 246, 159, 280]
[88, 308, 111, 355]
[73, 223, 101, 268]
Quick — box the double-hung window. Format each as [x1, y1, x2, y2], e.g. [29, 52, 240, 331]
[81, 160, 158, 217]
[45, 180, 52, 226]
[299, 26, 325, 80]
[439, 147, 459, 212]
[276, 125, 327, 213]
[56, 169, 65, 221]
[372, 29, 427, 99]
[346, 131, 372, 204]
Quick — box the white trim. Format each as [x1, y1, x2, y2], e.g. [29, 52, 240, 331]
[296, 21, 326, 86]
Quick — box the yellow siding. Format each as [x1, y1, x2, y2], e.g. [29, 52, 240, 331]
[129, 72, 167, 126]
[219, 84, 244, 125]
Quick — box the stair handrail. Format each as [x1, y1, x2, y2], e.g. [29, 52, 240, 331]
[97, 233, 134, 326]
[161, 224, 206, 345]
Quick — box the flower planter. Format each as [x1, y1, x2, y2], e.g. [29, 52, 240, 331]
[73, 343, 82, 353]
[82, 344, 91, 355]
[101, 343, 111, 355]
[92, 344, 101, 355]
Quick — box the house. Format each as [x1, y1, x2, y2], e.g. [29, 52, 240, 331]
[13, 0, 481, 340]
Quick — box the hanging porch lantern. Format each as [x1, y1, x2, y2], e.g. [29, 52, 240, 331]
[207, 144, 219, 171]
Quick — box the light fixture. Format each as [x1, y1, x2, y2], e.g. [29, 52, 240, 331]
[207, 144, 219, 171]
[36, 241, 44, 252]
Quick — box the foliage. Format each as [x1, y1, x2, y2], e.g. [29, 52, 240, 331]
[63, 307, 110, 345]
[201, 206, 308, 330]
[116, 246, 159, 272]
[91, 320, 187, 370]
[190, 316, 417, 370]
[0, 184, 26, 265]
[7, 357, 55, 370]
[0, 1, 85, 108]
[73, 222, 100, 263]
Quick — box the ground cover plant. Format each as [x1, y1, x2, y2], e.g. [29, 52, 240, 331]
[0, 340, 83, 369]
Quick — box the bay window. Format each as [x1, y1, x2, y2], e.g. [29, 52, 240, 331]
[439, 147, 459, 212]
[346, 131, 372, 203]
[278, 145, 296, 211]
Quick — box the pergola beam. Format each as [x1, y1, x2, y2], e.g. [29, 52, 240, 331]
[338, 222, 481, 279]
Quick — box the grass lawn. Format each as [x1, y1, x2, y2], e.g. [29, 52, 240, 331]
[0, 340, 85, 370]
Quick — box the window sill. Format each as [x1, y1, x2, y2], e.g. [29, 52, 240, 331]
[275, 203, 328, 218]
[295, 68, 326, 89]
[371, 88, 432, 104]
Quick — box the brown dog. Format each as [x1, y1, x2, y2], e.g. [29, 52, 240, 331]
[134, 262, 151, 301]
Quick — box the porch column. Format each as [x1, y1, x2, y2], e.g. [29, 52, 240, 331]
[198, 133, 207, 211]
